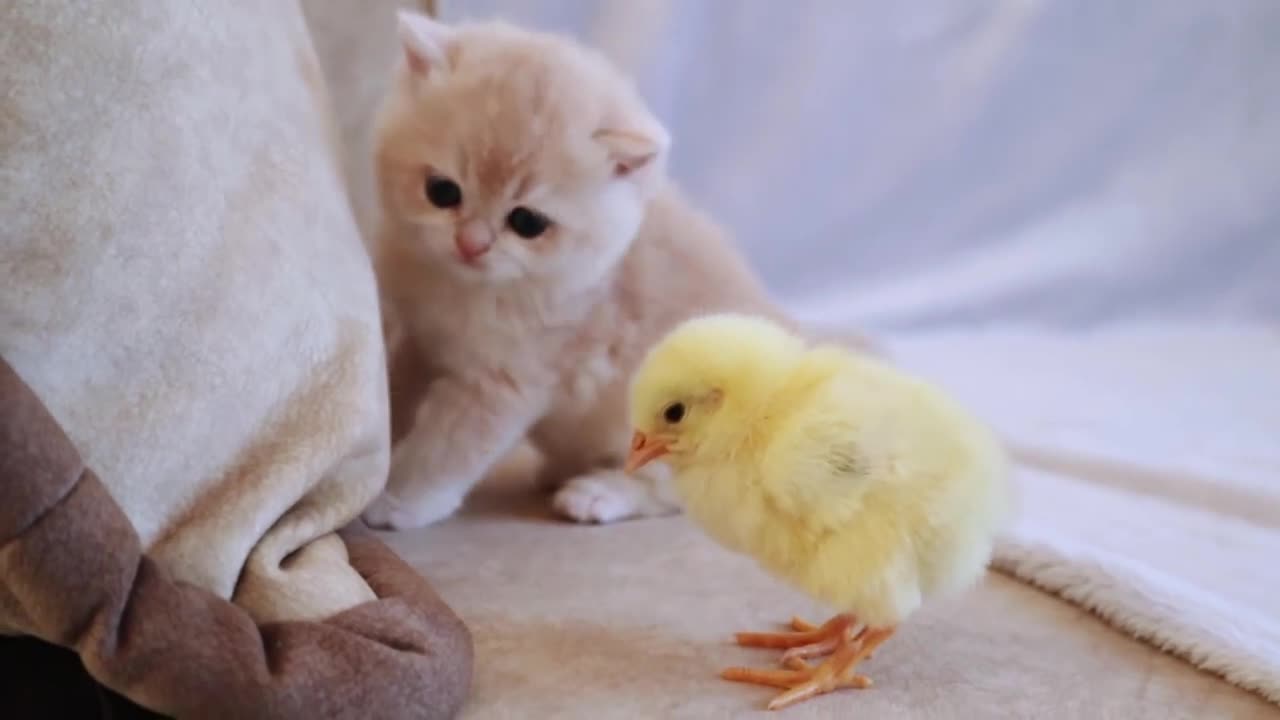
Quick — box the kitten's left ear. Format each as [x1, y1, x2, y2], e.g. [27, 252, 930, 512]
[593, 119, 670, 179]
[396, 10, 453, 80]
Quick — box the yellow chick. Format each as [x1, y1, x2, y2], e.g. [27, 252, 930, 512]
[625, 313, 1013, 711]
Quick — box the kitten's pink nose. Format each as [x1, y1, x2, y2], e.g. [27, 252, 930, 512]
[455, 220, 493, 262]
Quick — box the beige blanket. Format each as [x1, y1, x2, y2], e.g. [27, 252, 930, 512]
[383, 456, 1280, 719]
[2, 0, 472, 717]
[2, 0, 391, 626]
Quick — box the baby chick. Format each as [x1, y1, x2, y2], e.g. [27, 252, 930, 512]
[626, 314, 1012, 710]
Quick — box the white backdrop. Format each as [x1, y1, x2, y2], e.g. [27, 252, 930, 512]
[442, 0, 1280, 331]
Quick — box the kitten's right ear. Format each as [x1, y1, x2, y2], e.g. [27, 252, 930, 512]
[396, 10, 453, 80]
[594, 128, 666, 178]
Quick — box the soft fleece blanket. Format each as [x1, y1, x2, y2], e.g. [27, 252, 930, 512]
[884, 327, 1280, 705]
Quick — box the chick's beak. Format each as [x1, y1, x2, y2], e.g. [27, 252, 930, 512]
[625, 430, 669, 473]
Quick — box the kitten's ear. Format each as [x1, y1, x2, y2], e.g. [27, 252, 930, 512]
[593, 121, 670, 179]
[396, 10, 452, 80]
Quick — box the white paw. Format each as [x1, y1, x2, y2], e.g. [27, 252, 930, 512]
[552, 467, 682, 524]
[552, 472, 640, 524]
[361, 487, 463, 531]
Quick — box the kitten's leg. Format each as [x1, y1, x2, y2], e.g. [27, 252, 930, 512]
[384, 324, 434, 446]
[363, 375, 545, 530]
[552, 461, 681, 524]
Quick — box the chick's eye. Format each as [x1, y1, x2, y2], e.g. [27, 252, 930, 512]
[663, 402, 686, 424]
[507, 206, 551, 239]
[425, 175, 462, 209]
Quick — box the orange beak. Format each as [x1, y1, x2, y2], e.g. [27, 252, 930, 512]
[625, 431, 669, 473]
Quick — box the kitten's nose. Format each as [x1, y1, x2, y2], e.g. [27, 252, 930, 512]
[455, 220, 493, 261]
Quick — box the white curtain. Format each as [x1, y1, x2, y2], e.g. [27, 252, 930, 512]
[442, 0, 1280, 331]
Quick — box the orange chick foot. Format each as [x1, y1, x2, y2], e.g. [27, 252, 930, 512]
[734, 613, 859, 665]
[722, 625, 896, 711]
[721, 662, 872, 701]
[784, 616, 877, 664]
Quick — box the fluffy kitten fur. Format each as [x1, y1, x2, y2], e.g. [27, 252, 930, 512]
[362, 12, 803, 530]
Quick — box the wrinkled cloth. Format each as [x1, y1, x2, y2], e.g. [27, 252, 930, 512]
[0, 357, 473, 720]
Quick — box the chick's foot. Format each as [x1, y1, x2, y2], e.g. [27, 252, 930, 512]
[722, 625, 895, 711]
[782, 616, 878, 665]
[734, 613, 858, 665]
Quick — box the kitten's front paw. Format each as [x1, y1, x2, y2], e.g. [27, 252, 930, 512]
[553, 468, 682, 524]
[362, 488, 463, 531]
[552, 472, 637, 524]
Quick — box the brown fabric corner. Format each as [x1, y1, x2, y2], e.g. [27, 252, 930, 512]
[0, 356, 473, 719]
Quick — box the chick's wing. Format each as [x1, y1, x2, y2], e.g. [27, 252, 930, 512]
[756, 377, 877, 532]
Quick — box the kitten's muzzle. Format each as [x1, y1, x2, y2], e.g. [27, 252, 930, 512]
[455, 219, 494, 262]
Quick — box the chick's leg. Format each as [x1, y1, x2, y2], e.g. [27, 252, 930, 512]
[723, 626, 896, 711]
[782, 617, 875, 666]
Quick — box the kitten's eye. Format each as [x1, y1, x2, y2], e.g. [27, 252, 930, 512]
[425, 175, 462, 209]
[663, 402, 686, 424]
[506, 206, 551, 239]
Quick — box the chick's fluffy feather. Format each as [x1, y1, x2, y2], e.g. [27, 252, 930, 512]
[630, 314, 1013, 628]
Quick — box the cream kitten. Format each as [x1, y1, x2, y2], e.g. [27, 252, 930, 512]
[362, 12, 833, 530]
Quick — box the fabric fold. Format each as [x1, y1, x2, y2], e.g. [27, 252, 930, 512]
[0, 357, 473, 719]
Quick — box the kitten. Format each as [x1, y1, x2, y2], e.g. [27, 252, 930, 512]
[362, 12, 850, 530]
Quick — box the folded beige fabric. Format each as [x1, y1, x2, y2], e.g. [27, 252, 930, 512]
[2, 0, 388, 627]
[0, 356, 472, 720]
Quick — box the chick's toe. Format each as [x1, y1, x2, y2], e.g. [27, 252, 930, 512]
[789, 617, 819, 632]
[720, 666, 815, 689]
[733, 613, 858, 651]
